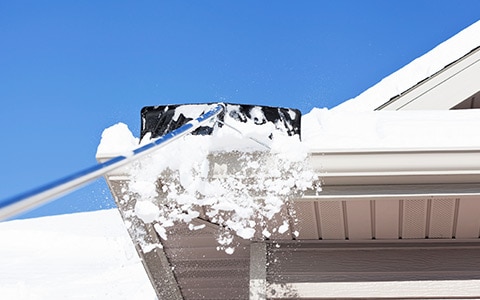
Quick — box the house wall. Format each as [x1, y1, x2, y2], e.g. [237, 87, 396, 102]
[267, 241, 480, 299]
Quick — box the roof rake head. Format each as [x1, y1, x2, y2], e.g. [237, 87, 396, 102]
[140, 103, 302, 145]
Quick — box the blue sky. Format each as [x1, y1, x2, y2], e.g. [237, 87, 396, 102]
[1, 1, 479, 219]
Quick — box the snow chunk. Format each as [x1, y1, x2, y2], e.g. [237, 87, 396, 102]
[225, 247, 235, 255]
[278, 221, 289, 234]
[96, 123, 138, 157]
[188, 224, 206, 231]
[134, 200, 160, 224]
[153, 223, 168, 241]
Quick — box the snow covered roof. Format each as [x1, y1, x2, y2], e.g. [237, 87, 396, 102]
[93, 20, 480, 299]
[334, 20, 480, 112]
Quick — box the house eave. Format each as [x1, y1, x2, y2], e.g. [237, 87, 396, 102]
[97, 147, 480, 197]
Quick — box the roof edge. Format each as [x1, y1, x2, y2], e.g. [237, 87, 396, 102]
[333, 20, 480, 112]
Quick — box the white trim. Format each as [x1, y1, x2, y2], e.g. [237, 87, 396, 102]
[250, 242, 267, 300]
[378, 47, 480, 110]
[268, 280, 480, 298]
[334, 21, 480, 112]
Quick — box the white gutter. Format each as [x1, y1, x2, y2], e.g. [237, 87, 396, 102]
[310, 148, 480, 183]
[307, 147, 480, 199]
[99, 146, 480, 200]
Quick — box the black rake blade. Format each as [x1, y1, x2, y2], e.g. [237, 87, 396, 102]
[140, 103, 301, 141]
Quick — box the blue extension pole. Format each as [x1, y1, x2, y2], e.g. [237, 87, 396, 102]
[0, 103, 225, 221]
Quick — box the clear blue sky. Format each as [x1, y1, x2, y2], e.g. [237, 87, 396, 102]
[1, 1, 479, 219]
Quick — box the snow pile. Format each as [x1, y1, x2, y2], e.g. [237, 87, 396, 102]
[302, 108, 480, 150]
[0, 209, 155, 300]
[334, 20, 480, 112]
[97, 111, 316, 254]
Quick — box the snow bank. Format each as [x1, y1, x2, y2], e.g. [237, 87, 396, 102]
[0, 209, 155, 300]
[334, 20, 480, 112]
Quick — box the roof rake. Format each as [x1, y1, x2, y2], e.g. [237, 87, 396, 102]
[0, 103, 301, 220]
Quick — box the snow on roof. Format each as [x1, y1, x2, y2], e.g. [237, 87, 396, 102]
[334, 20, 480, 112]
[98, 104, 480, 160]
[302, 108, 480, 151]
